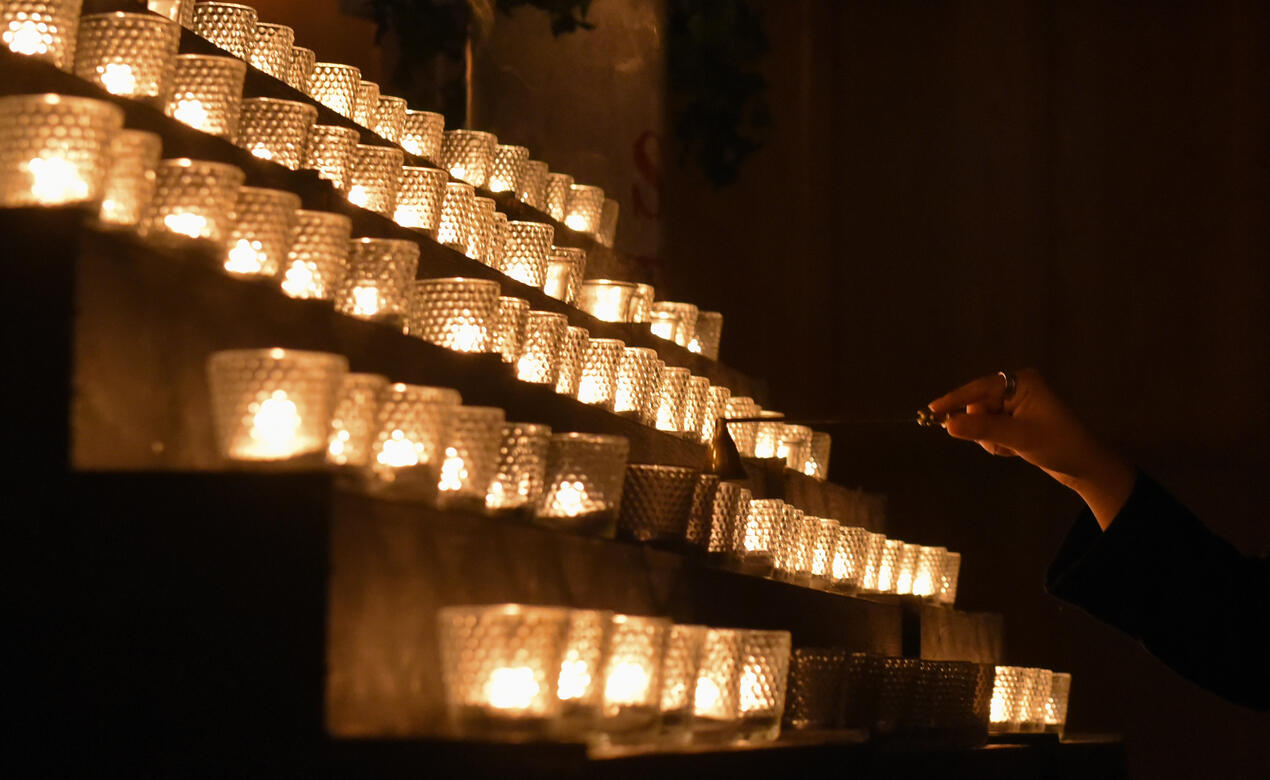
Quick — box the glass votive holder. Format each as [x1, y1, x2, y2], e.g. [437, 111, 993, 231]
[191, 1, 256, 59]
[352, 79, 379, 127]
[596, 197, 619, 248]
[692, 628, 744, 742]
[97, 129, 161, 228]
[535, 433, 630, 537]
[286, 45, 314, 92]
[437, 603, 572, 738]
[223, 185, 300, 277]
[773, 505, 806, 579]
[1018, 668, 1053, 733]
[630, 283, 655, 324]
[302, 123, 359, 192]
[347, 144, 404, 217]
[660, 624, 707, 742]
[402, 109, 445, 162]
[554, 607, 614, 735]
[280, 209, 351, 300]
[613, 347, 659, 420]
[516, 310, 568, 386]
[0, 93, 122, 208]
[2, 0, 80, 69]
[737, 629, 791, 743]
[486, 211, 508, 270]
[148, 0, 193, 28]
[689, 311, 723, 360]
[698, 384, 732, 446]
[736, 498, 782, 573]
[989, 665, 1024, 733]
[543, 171, 573, 222]
[703, 482, 749, 557]
[487, 143, 527, 194]
[309, 62, 360, 119]
[784, 648, 849, 731]
[437, 180, 476, 251]
[911, 545, 947, 599]
[577, 280, 637, 323]
[650, 301, 700, 348]
[576, 337, 625, 410]
[441, 128, 497, 187]
[142, 157, 243, 243]
[468, 195, 497, 262]
[516, 159, 548, 209]
[859, 531, 887, 592]
[394, 165, 448, 236]
[491, 295, 529, 364]
[206, 347, 348, 461]
[830, 526, 870, 593]
[555, 326, 589, 397]
[335, 237, 420, 323]
[437, 405, 506, 508]
[500, 220, 554, 287]
[236, 97, 317, 170]
[804, 431, 831, 480]
[723, 396, 759, 457]
[808, 518, 840, 590]
[73, 12, 180, 106]
[408, 276, 501, 353]
[249, 22, 293, 79]
[165, 53, 246, 140]
[895, 542, 922, 596]
[325, 371, 389, 467]
[681, 375, 710, 439]
[654, 366, 690, 433]
[873, 538, 903, 594]
[617, 464, 697, 544]
[598, 614, 671, 744]
[1044, 672, 1071, 735]
[938, 550, 962, 606]
[543, 246, 586, 304]
[485, 422, 551, 512]
[368, 382, 461, 491]
[371, 94, 407, 144]
[564, 183, 604, 234]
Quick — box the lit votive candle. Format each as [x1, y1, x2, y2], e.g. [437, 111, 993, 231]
[97, 129, 161, 229]
[660, 624, 707, 742]
[394, 165, 449, 236]
[596, 197, 619, 248]
[408, 276, 501, 353]
[576, 338, 625, 410]
[808, 518, 839, 590]
[468, 195, 497, 262]
[485, 211, 508, 270]
[692, 628, 744, 741]
[438, 405, 506, 508]
[335, 237, 420, 323]
[346, 144, 404, 217]
[372, 94, 407, 144]
[325, 372, 388, 467]
[736, 498, 783, 572]
[485, 422, 551, 512]
[490, 295, 529, 364]
[737, 629, 791, 742]
[543, 246, 586, 304]
[436, 180, 476, 252]
[698, 384, 732, 445]
[555, 326, 590, 397]
[564, 183, 604, 234]
[1044, 672, 1072, 736]
[206, 347, 348, 461]
[368, 382, 462, 489]
[2, 0, 80, 70]
[555, 608, 614, 733]
[74, 12, 180, 106]
[543, 171, 573, 222]
[654, 366, 690, 433]
[752, 411, 785, 460]
[688, 310, 723, 359]
[236, 97, 317, 170]
[401, 109, 445, 162]
[148, 0, 193, 28]
[440, 128, 497, 188]
[804, 431, 830, 480]
[286, 45, 314, 92]
[577, 280, 638, 323]
[535, 432, 630, 536]
[773, 504, 806, 579]
[517, 159, 548, 209]
[911, 545, 947, 598]
[777, 424, 813, 471]
[309, 62, 360, 119]
[989, 665, 1025, 733]
[597, 614, 670, 744]
[649, 301, 699, 348]
[352, 79, 379, 127]
[681, 375, 710, 439]
[487, 143, 528, 194]
[516, 310, 568, 386]
[142, 157, 244, 243]
[629, 283, 655, 324]
[280, 209, 351, 300]
[302, 124, 359, 193]
[874, 538, 904, 594]
[223, 185, 300, 278]
[830, 525, 869, 593]
[249, 22, 293, 79]
[613, 347, 659, 420]
[165, 53, 246, 140]
[500, 220, 554, 288]
[0, 93, 122, 208]
[723, 396, 759, 457]
[859, 531, 886, 592]
[191, 1, 256, 60]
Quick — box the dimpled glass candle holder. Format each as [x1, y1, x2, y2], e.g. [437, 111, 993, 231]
[346, 144, 403, 217]
[617, 464, 697, 544]
[831, 525, 870, 593]
[3, 0, 80, 69]
[0, 93, 122, 208]
[737, 498, 782, 572]
[309, 62, 359, 119]
[516, 310, 568, 386]
[703, 482, 748, 556]
[808, 518, 839, 590]
[394, 165, 448, 235]
[336, 237, 419, 322]
[236, 97, 317, 169]
[737, 629, 791, 742]
[543, 171, 572, 222]
[596, 197, 619, 248]
[441, 128, 496, 188]
[437, 180, 476, 251]
[723, 396, 759, 457]
[143, 157, 243, 243]
[491, 295, 529, 364]
[872, 538, 903, 594]
[500, 220, 554, 287]
[894, 542, 922, 596]
[487, 143, 527, 193]
[577, 280, 636, 323]
[352, 79, 378, 127]
[286, 45, 314, 92]
[988, 665, 1024, 732]
[368, 382, 461, 487]
[660, 624, 707, 741]
[148, 0, 192, 28]
[1044, 672, 1071, 735]
[911, 545, 947, 599]
[97, 129, 161, 228]
[73, 12, 180, 106]
[681, 376, 710, 439]
[654, 367, 690, 433]
[437, 405, 505, 507]
[486, 211, 508, 270]
[698, 384, 731, 445]
[804, 431, 831, 480]
[223, 186, 300, 277]
[692, 628, 743, 742]
[555, 325, 588, 397]
[544, 246, 586, 303]
[401, 109, 444, 161]
[564, 183, 604, 234]
[165, 53, 245, 140]
[517, 159, 548, 209]
[688, 310, 723, 359]
[325, 371, 388, 467]
[281, 209, 351, 300]
[372, 94, 407, 144]
[598, 614, 670, 743]
[1018, 668, 1053, 733]
[249, 22, 292, 79]
[938, 550, 962, 606]
[409, 276, 501, 353]
[535, 433, 629, 536]
[859, 531, 886, 592]
[555, 608, 614, 734]
[191, 2, 256, 59]
[468, 196, 496, 262]
[613, 347, 658, 419]
[206, 347, 347, 461]
[303, 124, 358, 192]
[773, 505, 805, 579]
[486, 422, 551, 512]
[438, 604, 572, 738]
[576, 338, 624, 410]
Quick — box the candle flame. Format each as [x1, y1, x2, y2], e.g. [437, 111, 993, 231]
[604, 661, 651, 707]
[485, 666, 538, 711]
[349, 285, 381, 317]
[693, 676, 724, 717]
[377, 429, 422, 468]
[346, 184, 369, 208]
[4, 20, 46, 56]
[549, 480, 590, 517]
[564, 213, 588, 232]
[687, 337, 702, 354]
[437, 446, 466, 492]
[98, 63, 137, 96]
[163, 211, 209, 238]
[225, 239, 265, 274]
[250, 144, 274, 161]
[24, 156, 88, 204]
[401, 138, 422, 156]
[556, 654, 593, 702]
[281, 261, 316, 298]
[171, 98, 210, 131]
[245, 391, 302, 458]
[738, 660, 767, 714]
[446, 322, 485, 352]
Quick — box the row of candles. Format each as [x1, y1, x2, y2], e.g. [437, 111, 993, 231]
[989, 665, 1072, 735]
[438, 603, 791, 746]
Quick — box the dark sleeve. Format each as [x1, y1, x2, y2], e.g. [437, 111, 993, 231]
[1046, 471, 1270, 710]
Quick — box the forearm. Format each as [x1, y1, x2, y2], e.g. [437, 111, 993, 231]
[1059, 447, 1137, 531]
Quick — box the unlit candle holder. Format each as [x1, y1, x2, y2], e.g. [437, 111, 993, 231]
[191, 2, 256, 60]
[73, 12, 180, 107]
[302, 124, 359, 192]
[690, 311, 723, 360]
[249, 22, 293, 80]
[596, 197, 619, 248]
[408, 276, 501, 354]
[352, 79, 379, 128]
[804, 431, 831, 480]
[535, 433, 630, 537]
[468, 195, 497, 262]
[165, 53, 246, 140]
[617, 464, 698, 545]
[236, 97, 317, 170]
[681, 376, 710, 439]
[280, 209, 351, 300]
[335, 237, 419, 324]
[223, 185, 300, 278]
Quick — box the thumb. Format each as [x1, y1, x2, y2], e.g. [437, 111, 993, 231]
[945, 412, 1030, 453]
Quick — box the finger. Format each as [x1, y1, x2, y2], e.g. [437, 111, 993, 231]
[928, 374, 1007, 414]
[944, 412, 1029, 453]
